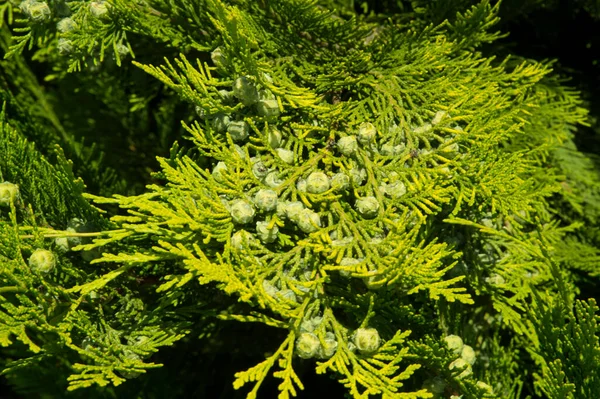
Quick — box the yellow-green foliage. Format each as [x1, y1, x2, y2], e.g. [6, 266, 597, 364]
[0, 0, 599, 398]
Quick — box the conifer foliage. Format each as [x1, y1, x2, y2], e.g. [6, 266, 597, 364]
[1, 0, 599, 398]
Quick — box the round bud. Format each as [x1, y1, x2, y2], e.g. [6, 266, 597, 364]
[297, 209, 321, 233]
[277, 289, 297, 302]
[262, 280, 278, 297]
[363, 270, 384, 290]
[211, 47, 227, 68]
[120, 350, 142, 379]
[231, 229, 255, 249]
[306, 171, 330, 194]
[258, 89, 275, 101]
[233, 144, 247, 159]
[444, 335, 464, 356]
[394, 143, 406, 154]
[296, 178, 307, 192]
[485, 274, 505, 286]
[212, 113, 231, 132]
[268, 127, 283, 148]
[296, 332, 320, 359]
[27, 1, 51, 22]
[340, 257, 362, 277]
[251, 159, 269, 179]
[81, 336, 95, 352]
[300, 319, 314, 333]
[261, 72, 274, 84]
[284, 201, 304, 222]
[81, 248, 100, 262]
[276, 201, 288, 219]
[384, 181, 407, 198]
[212, 161, 228, 183]
[218, 90, 235, 104]
[67, 217, 88, 237]
[87, 290, 101, 302]
[412, 123, 433, 135]
[0, 182, 19, 207]
[476, 381, 493, 393]
[357, 122, 377, 145]
[227, 121, 249, 142]
[461, 344, 476, 365]
[337, 136, 358, 156]
[349, 168, 367, 186]
[55, 237, 70, 253]
[195, 106, 207, 119]
[254, 189, 278, 212]
[331, 173, 350, 191]
[353, 328, 381, 354]
[440, 142, 460, 157]
[257, 99, 281, 117]
[299, 316, 322, 332]
[422, 377, 446, 394]
[29, 249, 56, 274]
[264, 171, 283, 188]
[19, 0, 33, 13]
[380, 142, 395, 156]
[276, 148, 294, 164]
[449, 358, 472, 379]
[89, 1, 108, 19]
[57, 17, 77, 33]
[347, 342, 357, 353]
[232, 76, 259, 106]
[355, 197, 380, 219]
[317, 332, 338, 359]
[115, 43, 129, 59]
[432, 110, 449, 125]
[229, 200, 255, 224]
[331, 236, 353, 247]
[256, 221, 279, 243]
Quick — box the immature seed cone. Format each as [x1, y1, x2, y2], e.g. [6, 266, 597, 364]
[0, 182, 19, 207]
[331, 173, 350, 191]
[257, 99, 281, 117]
[422, 377, 446, 394]
[212, 161, 228, 183]
[443, 334, 464, 356]
[461, 344, 476, 365]
[306, 171, 330, 194]
[357, 122, 377, 145]
[337, 135, 358, 156]
[89, 1, 109, 19]
[227, 121, 249, 142]
[355, 197, 380, 218]
[57, 17, 77, 33]
[284, 201, 305, 223]
[211, 47, 227, 68]
[276, 148, 294, 164]
[230, 200, 255, 224]
[353, 327, 381, 354]
[268, 127, 283, 148]
[256, 221, 279, 243]
[449, 358, 472, 379]
[316, 332, 338, 359]
[231, 230, 254, 249]
[296, 332, 320, 359]
[232, 76, 259, 106]
[29, 249, 56, 274]
[297, 209, 321, 233]
[28, 2, 51, 22]
[254, 189, 278, 212]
